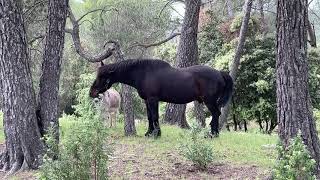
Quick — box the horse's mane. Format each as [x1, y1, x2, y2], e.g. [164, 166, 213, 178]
[101, 59, 171, 74]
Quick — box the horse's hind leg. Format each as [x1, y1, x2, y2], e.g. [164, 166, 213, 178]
[204, 98, 221, 137]
[145, 101, 154, 136]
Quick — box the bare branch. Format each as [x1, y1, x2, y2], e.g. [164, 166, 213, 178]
[78, 8, 103, 23]
[251, 7, 276, 14]
[158, 0, 175, 18]
[67, 7, 116, 62]
[28, 35, 45, 45]
[23, 0, 47, 16]
[129, 32, 181, 49]
[79, 20, 95, 29]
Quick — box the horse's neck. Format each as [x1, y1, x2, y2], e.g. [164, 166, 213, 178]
[113, 66, 140, 88]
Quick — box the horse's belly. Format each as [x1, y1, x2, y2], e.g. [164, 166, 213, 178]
[159, 87, 196, 104]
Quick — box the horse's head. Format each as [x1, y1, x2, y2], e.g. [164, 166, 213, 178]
[89, 66, 114, 98]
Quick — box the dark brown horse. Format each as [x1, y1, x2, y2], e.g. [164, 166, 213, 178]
[89, 59, 233, 137]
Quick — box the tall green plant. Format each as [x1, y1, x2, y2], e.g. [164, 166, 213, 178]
[273, 134, 316, 180]
[179, 122, 214, 170]
[39, 73, 111, 180]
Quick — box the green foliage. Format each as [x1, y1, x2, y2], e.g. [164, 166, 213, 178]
[39, 73, 111, 180]
[229, 13, 259, 35]
[153, 42, 177, 64]
[80, 0, 172, 54]
[198, 14, 224, 64]
[213, 35, 277, 132]
[273, 135, 316, 180]
[308, 48, 320, 109]
[179, 122, 214, 170]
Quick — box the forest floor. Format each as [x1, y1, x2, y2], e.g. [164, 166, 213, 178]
[107, 123, 277, 180]
[0, 119, 278, 179]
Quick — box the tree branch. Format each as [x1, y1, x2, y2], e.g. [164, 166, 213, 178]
[67, 7, 116, 62]
[28, 35, 45, 45]
[129, 32, 181, 49]
[23, 0, 47, 16]
[251, 7, 276, 14]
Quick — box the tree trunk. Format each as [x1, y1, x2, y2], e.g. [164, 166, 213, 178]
[163, 0, 201, 128]
[268, 120, 277, 134]
[219, 0, 253, 129]
[307, 19, 317, 47]
[258, 0, 267, 35]
[265, 120, 269, 133]
[112, 42, 136, 136]
[276, 0, 320, 172]
[233, 118, 238, 131]
[38, 0, 68, 146]
[122, 85, 136, 136]
[226, 0, 234, 18]
[194, 101, 206, 127]
[0, 0, 44, 173]
[244, 120, 247, 132]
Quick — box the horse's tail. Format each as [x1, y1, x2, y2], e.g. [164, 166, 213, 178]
[217, 71, 233, 107]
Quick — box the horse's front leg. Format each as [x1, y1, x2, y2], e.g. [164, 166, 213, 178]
[145, 101, 154, 136]
[146, 98, 161, 138]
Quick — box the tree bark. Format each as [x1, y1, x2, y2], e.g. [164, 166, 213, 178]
[112, 42, 136, 136]
[121, 85, 136, 136]
[194, 101, 206, 127]
[276, 0, 320, 172]
[258, 0, 267, 35]
[219, 0, 253, 129]
[38, 0, 68, 146]
[163, 0, 202, 128]
[307, 19, 317, 47]
[226, 0, 234, 18]
[0, 0, 44, 173]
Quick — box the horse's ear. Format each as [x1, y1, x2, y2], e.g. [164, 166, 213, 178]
[100, 61, 105, 66]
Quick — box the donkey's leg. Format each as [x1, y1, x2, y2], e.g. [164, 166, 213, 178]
[146, 98, 161, 137]
[110, 112, 113, 128]
[205, 99, 221, 137]
[145, 101, 154, 136]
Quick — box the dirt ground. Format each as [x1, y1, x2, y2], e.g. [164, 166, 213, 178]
[108, 142, 271, 180]
[0, 142, 271, 180]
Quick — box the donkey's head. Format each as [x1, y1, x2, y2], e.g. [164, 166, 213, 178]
[89, 64, 115, 98]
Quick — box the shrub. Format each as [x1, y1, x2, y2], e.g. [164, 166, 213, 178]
[273, 134, 316, 180]
[179, 122, 214, 170]
[39, 73, 112, 180]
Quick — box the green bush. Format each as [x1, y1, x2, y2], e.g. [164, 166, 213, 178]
[39, 73, 112, 180]
[273, 134, 316, 180]
[179, 122, 214, 170]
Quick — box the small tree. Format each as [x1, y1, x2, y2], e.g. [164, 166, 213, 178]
[39, 73, 111, 179]
[179, 122, 214, 170]
[273, 134, 316, 180]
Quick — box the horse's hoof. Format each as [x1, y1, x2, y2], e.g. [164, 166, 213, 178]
[145, 130, 152, 137]
[204, 132, 219, 139]
[151, 129, 161, 138]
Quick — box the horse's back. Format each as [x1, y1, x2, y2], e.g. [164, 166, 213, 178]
[184, 65, 226, 97]
[185, 65, 224, 82]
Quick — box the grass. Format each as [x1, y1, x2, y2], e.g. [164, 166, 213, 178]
[0, 112, 278, 178]
[107, 121, 278, 169]
[0, 112, 278, 169]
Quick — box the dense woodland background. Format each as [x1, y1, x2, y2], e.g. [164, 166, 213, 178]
[0, 0, 320, 179]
